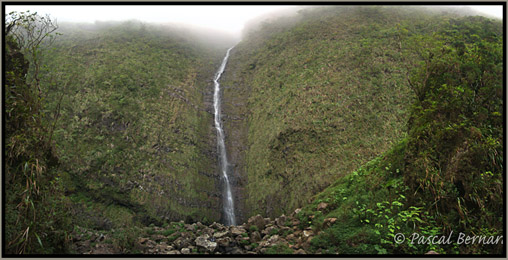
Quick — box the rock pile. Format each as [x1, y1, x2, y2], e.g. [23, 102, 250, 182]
[72, 209, 318, 254]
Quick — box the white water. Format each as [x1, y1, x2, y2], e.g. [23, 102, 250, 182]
[213, 46, 236, 226]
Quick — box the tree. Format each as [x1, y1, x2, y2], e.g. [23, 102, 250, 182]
[4, 11, 70, 254]
[6, 11, 60, 106]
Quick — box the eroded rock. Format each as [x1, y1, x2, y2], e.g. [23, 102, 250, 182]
[195, 234, 217, 252]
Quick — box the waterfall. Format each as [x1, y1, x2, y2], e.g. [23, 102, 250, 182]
[213, 46, 236, 226]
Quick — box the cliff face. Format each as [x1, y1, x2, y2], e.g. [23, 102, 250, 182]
[40, 21, 236, 227]
[221, 6, 415, 220]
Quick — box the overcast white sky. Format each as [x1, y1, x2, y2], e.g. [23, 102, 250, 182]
[5, 5, 503, 35]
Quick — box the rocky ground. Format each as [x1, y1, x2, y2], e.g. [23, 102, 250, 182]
[71, 207, 336, 255]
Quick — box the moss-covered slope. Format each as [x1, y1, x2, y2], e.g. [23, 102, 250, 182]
[294, 12, 503, 255]
[222, 6, 418, 219]
[39, 21, 236, 228]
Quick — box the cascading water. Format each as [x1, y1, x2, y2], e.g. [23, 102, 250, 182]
[213, 46, 236, 226]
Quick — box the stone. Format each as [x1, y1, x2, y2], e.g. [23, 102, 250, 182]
[294, 249, 307, 254]
[155, 243, 173, 253]
[151, 234, 166, 242]
[185, 224, 195, 231]
[262, 226, 278, 236]
[323, 217, 337, 227]
[231, 226, 247, 236]
[426, 251, 439, 255]
[302, 240, 311, 251]
[303, 230, 313, 237]
[247, 214, 266, 231]
[275, 214, 287, 227]
[181, 248, 190, 254]
[250, 231, 262, 243]
[195, 234, 217, 252]
[213, 231, 229, 238]
[146, 239, 156, 247]
[210, 222, 224, 230]
[317, 202, 328, 211]
[230, 248, 244, 254]
[167, 250, 180, 254]
[138, 237, 149, 244]
[267, 235, 280, 244]
[294, 208, 302, 216]
[217, 237, 232, 247]
[202, 227, 215, 235]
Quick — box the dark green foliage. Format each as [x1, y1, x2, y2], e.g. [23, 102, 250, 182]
[37, 21, 235, 229]
[265, 243, 293, 254]
[112, 228, 138, 252]
[222, 5, 417, 218]
[402, 15, 503, 254]
[4, 12, 71, 254]
[310, 219, 379, 254]
[269, 228, 279, 236]
[296, 12, 503, 255]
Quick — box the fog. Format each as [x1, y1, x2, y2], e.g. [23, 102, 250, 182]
[5, 5, 502, 38]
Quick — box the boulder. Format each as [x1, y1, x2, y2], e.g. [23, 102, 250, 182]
[250, 231, 262, 243]
[275, 214, 287, 227]
[231, 226, 247, 236]
[155, 243, 173, 253]
[230, 248, 244, 254]
[195, 234, 217, 252]
[217, 237, 232, 247]
[151, 234, 166, 242]
[323, 217, 337, 227]
[262, 226, 278, 236]
[210, 222, 225, 230]
[247, 214, 266, 231]
[317, 202, 328, 211]
[213, 231, 229, 238]
[267, 235, 280, 244]
[202, 227, 215, 235]
[173, 237, 191, 250]
[180, 248, 190, 254]
[185, 224, 195, 231]
[294, 249, 307, 254]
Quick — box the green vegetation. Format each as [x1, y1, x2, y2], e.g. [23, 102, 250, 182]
[294, 10, 503, 254]
[223, 6, 420, 217]
[265, 243, 293, 254]
[4, 11, 71, 254]
[5, 6, 502, 255]
[35, 20, 236, 229]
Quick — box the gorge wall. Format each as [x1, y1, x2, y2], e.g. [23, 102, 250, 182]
[221, 6, 416, 221]
[40, 21, 236, 228]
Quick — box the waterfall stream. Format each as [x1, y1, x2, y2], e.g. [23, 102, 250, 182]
[213, 46, 236, 226]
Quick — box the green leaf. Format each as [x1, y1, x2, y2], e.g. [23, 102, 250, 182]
[35, 233, 43, 248]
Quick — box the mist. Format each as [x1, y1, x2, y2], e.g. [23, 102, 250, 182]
[5, 5, 502, 41]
